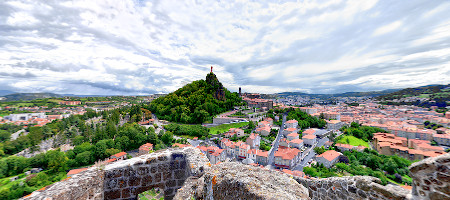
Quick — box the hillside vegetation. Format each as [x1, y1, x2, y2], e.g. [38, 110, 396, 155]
[377, 84, 450, 108]
[149, 72, 242, 124]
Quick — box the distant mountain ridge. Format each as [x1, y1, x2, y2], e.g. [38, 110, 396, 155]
[376, 84, 450, 101]
[0, 90, 16, 96]
[276, 89, 400, 98]
[1, 93, 62, 101]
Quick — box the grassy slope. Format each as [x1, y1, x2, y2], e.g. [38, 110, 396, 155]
[336, 135, 370, 148]
[209, 122, 248, 135]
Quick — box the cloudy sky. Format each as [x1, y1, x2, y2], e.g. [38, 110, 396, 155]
[0, 0, 449, 95]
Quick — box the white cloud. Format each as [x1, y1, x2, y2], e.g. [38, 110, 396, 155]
[0, 0, 449, 95]
[373, 20, 403, 36]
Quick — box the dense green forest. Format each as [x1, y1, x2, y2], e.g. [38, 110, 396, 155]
[0, 104, 184, 199]
[149, 73, 243, 124]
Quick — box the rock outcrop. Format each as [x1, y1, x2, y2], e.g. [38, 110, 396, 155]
[174, 162, 309, 200]
[409, 153, 450, 200]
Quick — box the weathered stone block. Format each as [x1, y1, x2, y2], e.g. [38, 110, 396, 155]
[121, 188, 131, 198]
[154, 172, 162, 183]
[437, 172, 450, 182]
[128, 175, 142, 186]
[166, 179, 177, 188]
[117, 177, 127, 188]
[104, 189, 121, 199]
[146, 157, 158, 164]
[142, 175, 153, 186]
[163, 171, 173, 180]
[106, 179, 118, 190]
[137, 166, 149, 176]
[150, 166, 157, 174]
[158, 155, 168, 162]
[174, 170, 187, 180]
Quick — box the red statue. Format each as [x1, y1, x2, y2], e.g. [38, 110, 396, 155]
[211, 66, 213, 73]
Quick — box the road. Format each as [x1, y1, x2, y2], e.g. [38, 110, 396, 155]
[293, 137, 329, 171]
[267, 113, 286, 166]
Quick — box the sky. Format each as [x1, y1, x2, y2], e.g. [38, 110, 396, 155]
[0, 0, 449, 95]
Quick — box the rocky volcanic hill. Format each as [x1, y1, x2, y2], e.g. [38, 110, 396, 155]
[149, 72, 242, 124]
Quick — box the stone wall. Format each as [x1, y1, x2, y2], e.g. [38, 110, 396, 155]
[22, 147, 210, 200]
[295, 176, 411, 200]
[174, 162, 309, 200]
[21, 148, 450, 200]
[409, 153, 450, 200]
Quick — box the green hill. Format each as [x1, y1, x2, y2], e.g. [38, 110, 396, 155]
[1, 93, 62, 101]
[149, 72, 242, 124]
[376, 84, 450, 108]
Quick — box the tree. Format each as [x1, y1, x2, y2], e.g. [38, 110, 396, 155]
[45, 150, 68, 173]
[338, 155, 349, 164]
[314, 146, 326, 155]
[105, 148, 121, 157]
[161, 131, 174, 145]
[248, 121, 255, 130]
[75, 151, 93, 167]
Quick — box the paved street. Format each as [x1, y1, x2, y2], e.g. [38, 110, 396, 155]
[267, 113, 286, 166]
[293, 137, 329, 171]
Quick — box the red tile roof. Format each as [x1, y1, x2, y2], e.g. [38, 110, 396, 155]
[67, 168, 88, 176]
[112, 152, 127, 158]
[317, 150, 341, 162]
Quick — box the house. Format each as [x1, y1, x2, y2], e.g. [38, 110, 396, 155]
[324, 141, 333, 148]
[220, 138, 230, 148]
[197, 146, 208, 154]
[335, 143, 354, 152]
[289, 139, 304, 149]
[209, 149, 226, 164]
[302, 134, 317, 146]
[256, 150, 269, 166]
[302, 129, 316, 135]
[285, 120, 298, 129]
[172, 143, 191, 148]
[139, 143, 153, 155]
[274, 148, 301, 169]
[316, 150, 342, 168]
[224, 128, 245, 138]
[279, 138, 289, 149]
[223, 141, 235, 156]
[237, 143, 250, 159]
[264, 118, 274, 125]
[258, 120, 271, 127]
[327, 120, 344, 130]
[255, 126, 271, 136]
[247, 149, 259, 161]
[283, 128, 297, 136]
[287, 132, 299, 141]
[246, 133, 261, 149]
[110, 152, 127, 161]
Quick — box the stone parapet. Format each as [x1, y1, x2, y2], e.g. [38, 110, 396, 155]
[295, 176, 411, 200]
[22, 147, 210, 200]
[20, 148, 450, 200]
[174, 162, 309, 200]
[409, 152, 450, 200]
